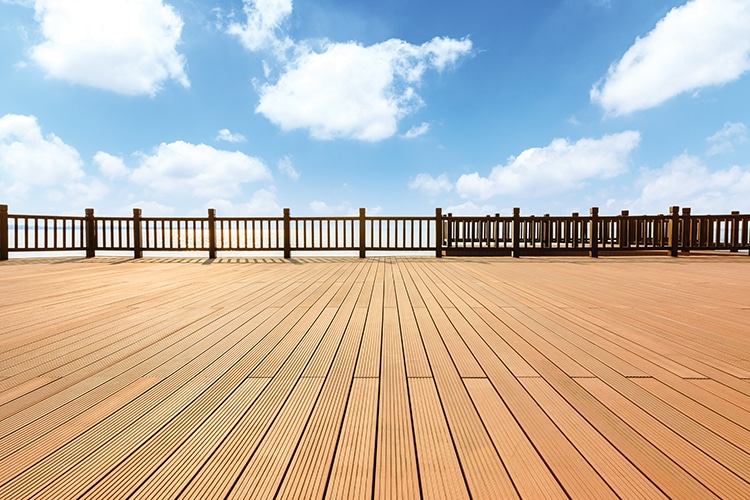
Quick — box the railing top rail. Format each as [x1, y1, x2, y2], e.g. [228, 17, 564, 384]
[140, 216, 210, 222]
[290, 215, 358, 221]
[216, 216, 284, 221]
[368, 215, 434, 221]
[7, 213, 86, 221]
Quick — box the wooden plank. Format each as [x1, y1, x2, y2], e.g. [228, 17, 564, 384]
[354, 259, 383, 378]
[373, 306, 420, 499]
[465, 378, 568, 499]
[579, 377, 750, 499]
[393, 262, 432, 378]
[325, 378, 379, 500]
[276, 307, 369, 498]
[227, 377, 324, 499]
[633, 377, 750, 453]
[89, 378, 269, 500]
[411, 306, 518, 499]
[520, 377, 668, 499]
[408, 377, 470, 500]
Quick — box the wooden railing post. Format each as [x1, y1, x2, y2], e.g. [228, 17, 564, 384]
[359, 208, 366, 258]
[446, 213, 453, 249]
[133, 208, 143, 259]
[731, 211, 740, 252]
[85, 208, 96, 258]
[283, 208, 291, 259]
[589, 207, 599, 258]
[572, 212, 579, 248]
[619, 210, 629, 248]
[0, 204, 8, 261]
[669, 206, 680, 257]
[208, 208, 217, 259]
[512, 207, 521, 258]
[435, 208, 443, 258]
[681, 207, 691, 254]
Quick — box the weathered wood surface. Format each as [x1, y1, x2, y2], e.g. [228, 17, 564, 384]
[1, 255, 749, 499]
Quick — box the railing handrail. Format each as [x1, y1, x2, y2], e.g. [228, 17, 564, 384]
[1, 204, 749, 260]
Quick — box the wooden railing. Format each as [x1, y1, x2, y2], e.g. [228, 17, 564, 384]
[1, 204, 748, 260]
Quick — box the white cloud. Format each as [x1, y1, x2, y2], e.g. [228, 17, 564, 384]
[707, 122, 747, 156]
[256, 37, 472, 141]
[403, 122, 430, 139]
[630, 154, 750, 213]
[226, 0, 293, 52]
[58, 178, 109, 207]
[309, 200, 352, 215]
[444, 201, 497, 216]
[455, 131, 641, 200]
[206, 188, 282, 216]
[0, 113, 109, 208]
[591, 0, 750, 115]
[0, 113, 84, 199]
[408, 173, 452, 196]
[277, 155, 299, 180]
[94, 151, 129, 179]
[130, 141, 272, 199]
[245, 188, 282, 215]
[216, 129, 247, 143]
[125, 200, 175, 217]
[30, 0, 189, 96]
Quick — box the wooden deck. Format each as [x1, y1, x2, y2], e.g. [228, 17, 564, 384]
[1, 255, 749, 499]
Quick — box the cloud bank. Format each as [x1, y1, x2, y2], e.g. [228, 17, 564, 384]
[630, 154, 750, 214]
[455, 131, 641, 200]
[130, 141, 272, 198]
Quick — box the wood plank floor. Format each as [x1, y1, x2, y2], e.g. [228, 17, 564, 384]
[1, 254, 749, 499]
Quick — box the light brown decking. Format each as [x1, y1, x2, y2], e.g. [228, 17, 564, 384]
[1, 255, 749, 499]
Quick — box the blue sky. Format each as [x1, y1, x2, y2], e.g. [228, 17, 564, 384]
[1, 0, 749, 217]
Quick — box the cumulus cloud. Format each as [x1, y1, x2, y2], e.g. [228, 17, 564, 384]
[130, 141, 272, 198]
[277, 155, 299, 180]
[256, 36, 472, 141]
[630, 154, 750, 213]
[123, 200, 175, 217]
[408, 173, 452, 196]
[226, 0, 293, 52]
[309, 200, 352, 215]
[0, 113, 108, 207]
[216, 129, 247, 143]
[94, 152, 129, 179]
[455, 131, 641, 200]
[591, 0, 750, 115]
[445, 201, 497, 216]
[707, 122, 747, 156]
[205, 188, 282, 216]
[29, 0, 189, 96]
[0, 114, 83, 186]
